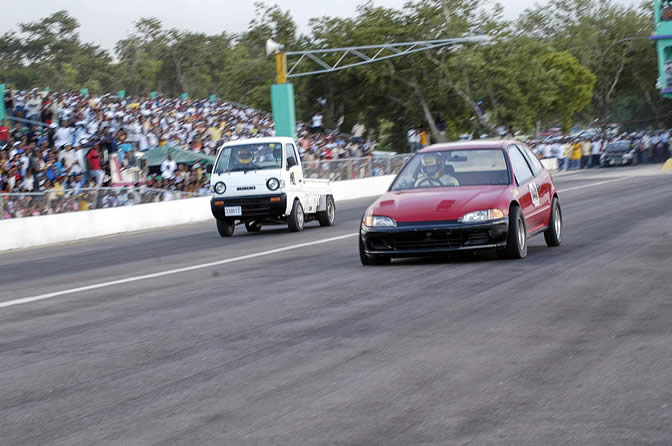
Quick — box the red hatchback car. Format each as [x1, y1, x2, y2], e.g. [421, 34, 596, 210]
[359, 141, 562, 265]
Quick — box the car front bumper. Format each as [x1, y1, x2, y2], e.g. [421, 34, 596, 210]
[211, 194, 287, 220]
[360, 219, 508, 256]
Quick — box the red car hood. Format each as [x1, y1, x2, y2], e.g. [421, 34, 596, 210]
[369, 186, 511, 223]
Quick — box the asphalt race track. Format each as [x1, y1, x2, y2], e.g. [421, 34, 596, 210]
[1, 167, 671, 445]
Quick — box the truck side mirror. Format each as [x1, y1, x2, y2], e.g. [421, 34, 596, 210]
[287, 157, 297, 169]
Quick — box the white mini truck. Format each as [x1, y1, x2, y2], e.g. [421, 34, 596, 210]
[210, 137, 336, 236]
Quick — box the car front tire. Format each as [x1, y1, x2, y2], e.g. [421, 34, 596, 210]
[499, 206, 527, 259]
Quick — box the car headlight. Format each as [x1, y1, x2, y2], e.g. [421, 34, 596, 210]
[363, 215, 397, 227]
[213, 182, 226, 194]
[266, 177, 280, 191]
[459, 209, 504, 223]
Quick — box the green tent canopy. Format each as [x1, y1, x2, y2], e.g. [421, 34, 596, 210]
[142, 145, 216, 167]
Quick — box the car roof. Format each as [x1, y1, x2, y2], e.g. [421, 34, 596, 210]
[418, 140, 518, 153]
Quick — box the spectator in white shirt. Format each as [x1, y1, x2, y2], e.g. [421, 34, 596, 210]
[352, 122, 366, 144]
[161, 155, 177, 179]
[591, 139, 602, 168]
[54, 125, 73, 149]
[311, 113, 323, 133]
[59, 144, 76, 171]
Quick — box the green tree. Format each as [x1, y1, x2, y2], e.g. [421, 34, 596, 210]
[543, 51, 596, 131]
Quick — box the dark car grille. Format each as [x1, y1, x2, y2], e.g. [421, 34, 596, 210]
[369, 229, 496, 251]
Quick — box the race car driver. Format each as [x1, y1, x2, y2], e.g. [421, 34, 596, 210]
[414, 153, 459, 187]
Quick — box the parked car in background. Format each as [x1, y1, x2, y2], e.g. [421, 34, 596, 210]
[600, 141, 638, 167]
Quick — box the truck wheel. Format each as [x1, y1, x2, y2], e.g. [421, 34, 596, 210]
[217, 219, 235, 237]
[498, 206, 527, 259]
[317, 196, 336, 227]
[245, 221, 261, 233]
[359, 237, 390, 266]
[544, 198, 562, 247]
[288, 200, 305, 232]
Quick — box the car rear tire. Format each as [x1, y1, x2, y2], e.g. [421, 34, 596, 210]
[288, 200, 305, 232]
[544, 197, 562, 247]
[245, 221, 261, 233]
[217, 219, 235, 237]
[359, 237, 391, 266]
[499, 206, 527, 259]
[317, 196, 336, 227]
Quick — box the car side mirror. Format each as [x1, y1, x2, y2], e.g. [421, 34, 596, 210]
[287, 157, 297, 169]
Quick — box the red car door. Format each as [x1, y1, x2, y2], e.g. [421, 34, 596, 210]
[507, 145, 545, 233]
[518, 144, 553, 228]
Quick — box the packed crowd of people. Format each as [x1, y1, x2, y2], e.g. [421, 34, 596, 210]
[528, 130, 672, 170]
[0, 88, 375, 218]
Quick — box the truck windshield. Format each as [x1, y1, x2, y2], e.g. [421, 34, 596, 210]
[214, 143, 283, 173]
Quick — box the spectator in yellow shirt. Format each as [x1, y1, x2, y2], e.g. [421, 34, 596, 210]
[570, 141, 582, 169]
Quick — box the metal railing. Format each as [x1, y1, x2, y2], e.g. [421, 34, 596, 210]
[302, 154, 411, 181]
[0, 187, 204, 220]
[1, 155, 412, 220]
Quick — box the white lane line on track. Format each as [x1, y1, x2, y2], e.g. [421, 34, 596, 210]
[557, 177, 626, 193]
[1, 175, 631, 310]
[0, 233, 358, 309]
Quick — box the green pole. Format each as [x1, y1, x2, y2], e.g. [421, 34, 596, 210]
[150, 91, 158, 99]
[209, 94, 217, 102]
[181, 93, 188, 100]
[117, 90, 126, 99]
[0, 84, 5, 121]
[80, 88, 89, 97]
[271, 83, 296, 139]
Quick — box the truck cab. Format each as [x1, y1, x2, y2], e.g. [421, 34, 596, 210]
[210, 137, 335, 236]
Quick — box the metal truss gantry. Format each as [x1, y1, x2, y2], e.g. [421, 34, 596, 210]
[284, 36, 492, 78]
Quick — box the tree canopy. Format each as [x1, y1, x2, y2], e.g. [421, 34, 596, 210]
[0, 0, 668, 151]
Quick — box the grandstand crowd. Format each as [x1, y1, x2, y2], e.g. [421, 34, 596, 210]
[0, 89, 373, 198]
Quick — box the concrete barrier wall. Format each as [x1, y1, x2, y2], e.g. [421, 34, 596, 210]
[541, 158, 558, 171]
[0, 175, 396, 252]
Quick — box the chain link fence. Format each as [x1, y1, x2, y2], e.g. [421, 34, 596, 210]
[302, 154, 411, 181]
[0, 187, 202, 220]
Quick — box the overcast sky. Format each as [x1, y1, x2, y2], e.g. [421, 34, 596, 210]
[2, 0, 639, 51]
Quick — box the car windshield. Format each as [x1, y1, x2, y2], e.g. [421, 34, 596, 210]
[214, 143, 283, 173]
[390, 149, 510, 191]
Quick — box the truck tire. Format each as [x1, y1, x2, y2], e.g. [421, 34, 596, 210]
[245, 221, 261, 233]
[288, 200, 305, 232]
[317, 195, 336, 227]
[498, 206, 527, 259]
[217, 219, 235, 237]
